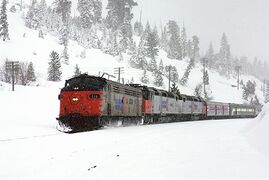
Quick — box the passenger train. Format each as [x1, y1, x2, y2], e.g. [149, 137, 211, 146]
[57, 74, 257, 132]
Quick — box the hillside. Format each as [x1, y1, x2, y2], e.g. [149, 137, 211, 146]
[0, 1, 265, 105]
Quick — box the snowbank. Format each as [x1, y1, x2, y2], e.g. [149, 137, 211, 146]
[246, 103, 269, 153]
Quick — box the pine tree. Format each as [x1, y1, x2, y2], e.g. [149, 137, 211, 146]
[159, 59, 164, 75]
[25, 0, 40, 30]
[194, 83, 203, 97]
[170, 82, 180, 95]
[191, 35, 200, 61]
[180, 58, 195, 86]
[27, 62, 36, 83]
[205, 42, 215, 69]
[62, 44, 69, 64]
[154, 68, 163, 87]
[48, 51, 62, 81]
[218, 33, 231, 76]
[167, 20, 182, 60]
[106, 0, 137, 31]
[77, 0, 102, 29]
[204, 70, 209, 85]
[0, 0, 10, 41]
[129, 39, 147, 70]
[186, 40, 192, 58]
[140, 69, 149, 84]
[143, 21, 151, 39]
[181, 24, 187, 58]
[148, 58, 157, 72]
[36, 0, 48, 28]
[145, 26, 159, 60]
[74, 64, 81, 77]
[160, 25, 168, 52]
[53, 0, 71, 24]
[250, 95, 261, 106]
[242, 80, 256, 101]
[265, 81, 269, 103]
[134, 21, 143, 36]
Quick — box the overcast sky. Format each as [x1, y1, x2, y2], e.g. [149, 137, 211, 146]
[132, 0, 269, 62]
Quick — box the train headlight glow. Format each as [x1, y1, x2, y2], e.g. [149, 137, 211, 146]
[72, 97, 79, 102]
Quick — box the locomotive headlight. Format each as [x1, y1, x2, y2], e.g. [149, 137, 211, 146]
[72, 97, 79, 102]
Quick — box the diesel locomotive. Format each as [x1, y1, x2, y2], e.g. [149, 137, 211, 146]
[57, 74, 257, 132]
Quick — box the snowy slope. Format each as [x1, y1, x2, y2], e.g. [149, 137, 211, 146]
[246, 103, 269, 153]
[0, 8, 265, 104]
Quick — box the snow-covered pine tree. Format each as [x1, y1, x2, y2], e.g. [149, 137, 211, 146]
[129, 39, 147, 70]
[171, 66, 179, 83]
[143, 21, 151, 39]
[186, 40, 192, 58]
[145, 26, 159, 60]
[104, 31, 120, 56]
[140, 69, 149, 84]
[170, 82, 180, 95]
[242, 80, 256, 101]
[38, 30, 44, 38]
[194, 83, 203, 97]
[0, 0, 10, 41]
[133, 21, 143, 36]
[205, 42, 215, 69]
[181, 24, 187, 58]
[74, 64, 81, 77]
[265, 81, 269, 103]
[148, 58, 157, 72]
[106, 0, 137, 32]
[53, 0, 71, 24]
[153, 67, 163, 87]
[160, 25, 168, 52]
[250, 95, 261, 106]
[191, 35, 200, 62]
[62, 44, 69, 64]
[218, 33, 231, 76]
[56, 0, 71, 65]
[180, 58, 195, 86]
[18, 62, 28, 86]
[167, 20, 182, 60]
[25, 0, 40, 30]
[77, 0, 102, 29]
[204, 70, 209, 85]
[48, 51, 62, 81]
[159, 59, 164, 75]
[27, 62, 36, 83]
[36, 0, 48, 28]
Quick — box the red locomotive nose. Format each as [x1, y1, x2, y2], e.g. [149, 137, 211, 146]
[59, 91, 103, 117]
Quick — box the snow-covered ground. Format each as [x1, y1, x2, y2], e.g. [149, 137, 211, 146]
[0, 86, 269, 179]
[1, 2, 269, 179]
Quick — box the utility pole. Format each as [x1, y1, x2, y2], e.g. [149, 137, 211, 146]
[168, 65, 171, 92]
[235, 66, 241, 90]
[114, 67, 124, 83]
[6, 61, 19, 91]
[201, 58, 208, 98]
